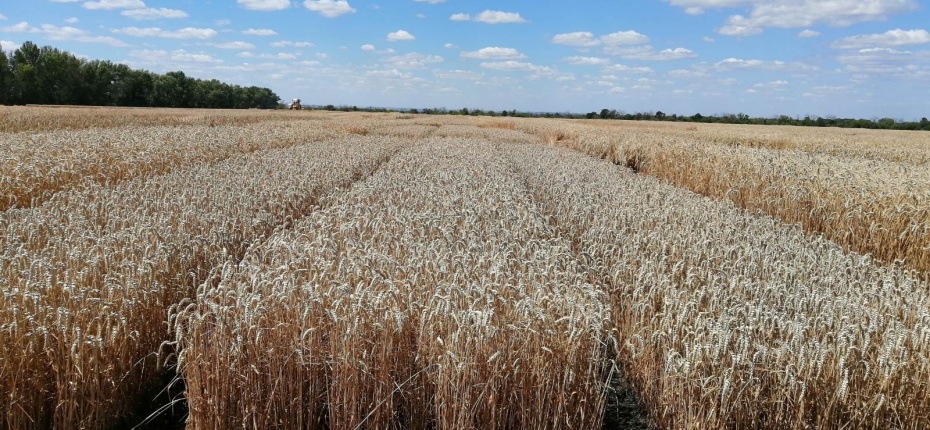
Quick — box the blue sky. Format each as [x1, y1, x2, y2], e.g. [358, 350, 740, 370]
[2, 0, 930, 119]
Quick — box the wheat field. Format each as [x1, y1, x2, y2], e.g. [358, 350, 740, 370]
[1, 106, 928, 429]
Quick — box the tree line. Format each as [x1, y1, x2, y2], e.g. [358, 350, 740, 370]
[0, 41, 280, 109]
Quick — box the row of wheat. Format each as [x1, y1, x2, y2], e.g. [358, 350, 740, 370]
[0, 135, 401, 429]
[0, 106, 318, 133]
[0, 119, 350, 211]
[173, 139, 612, 430]
[519, 120, 930, 276]
[567, 119, 930, 165]
[508, 142, 930, 429]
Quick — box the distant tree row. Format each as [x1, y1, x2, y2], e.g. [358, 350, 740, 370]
[582, 109, 930, 131]
[0, 41, 280, 109]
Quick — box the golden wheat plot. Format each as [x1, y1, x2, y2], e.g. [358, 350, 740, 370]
[175, 139, 611, 430]
[0, 120, 350, 211]
[0, 137, 400, 430]
[507, 142, 930, 429]
[536, 121, 930, 277]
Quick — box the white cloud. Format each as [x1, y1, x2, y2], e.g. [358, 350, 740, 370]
[718, 16, 764, 36]
[563, 56, 611, 66]
[121, 8, 188, 20]
[474, 10, 526, 24]
[600, 30, 649, 45]
[443, 43, 456, 49]
[64, 17, 80, 23]
[42, 25, 128, 46]
[271, 40, 315, 47]
[49, 0, 81, 2]
[381, 52, 443, 69]
[450, 10, 527, 24]
[460, 47, 526, 60]
[212, 41, 255, 50]
[243, 28, 277, 36]
[797, 29, 820, 38]
[551, 31, 600, 46]
[386, 30, 415, 42]
[833, 29, 930, 49]
[603, 64, 654, 74]
[752, 80, 789, 90]
[688, 0, 919, 36]
[2, 22, 127, 46]
[414, 0, 446, 3]
[303, 0, 356, 18]
[0, 14, 6, 20]
[703, 36, 715, 42]
[480, 61, 552, 72]
[434, 69, 484, 80]
[551, 30, 649, 47]
[238, 0, 290, 11]
[361, 44, 376, 51]
[607, 46, 697, 60]
[129, 48, 223, 64]
[712, 57, 817, 72]
[214, 19, 232, 26]
[1, 40, 21, 51]
[82, 0, 145, 10]
[2, 22, 39, 33]
[366, 69, 413, 79]
[836, 47, 930, 75]
[113, 26, 218, 39]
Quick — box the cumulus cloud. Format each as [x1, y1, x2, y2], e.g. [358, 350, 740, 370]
[686, 0, 920, 36]
[113, 26, 218, 39]
[797, 29, 820, 38]
[386, 30, 415, 42]
[480, 61, 552, 72]
[605, 46, 697, 60]
[83, 0, 145, 10]
[712, 57, 817, 72]
[603, 64, 654, 74]
[833, 29, 930, 49]
[1, 40, 21, 51]
[434, 69, 484, 80]
[271, 40, 315, 47]
[238, 0, 290, 11]
[121, 8, 188, 20]
[563, 56, 611, 66]
[212, 41, 255, 50]
[551, 31, 600, 46]
[129, 48, 223, 64]
[381, 52, 443, 69]
[243, 28, 277, 36]
[551, 30, 649, 46]
[460, 47, 526, 60]
[450, 10, 527, 24]
[414, 0, 446, 3]
[361, 44, 376, 51]
[3, 22, 127, 46]
[601, 30, 650, 45]
[0, 13, 6, 20]
[304, 0, 356, 17]
[1, 22, 37, 33]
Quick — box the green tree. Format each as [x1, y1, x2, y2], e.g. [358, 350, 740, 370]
[11, 41, 42, 104]
[0, 45, 10, 105]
